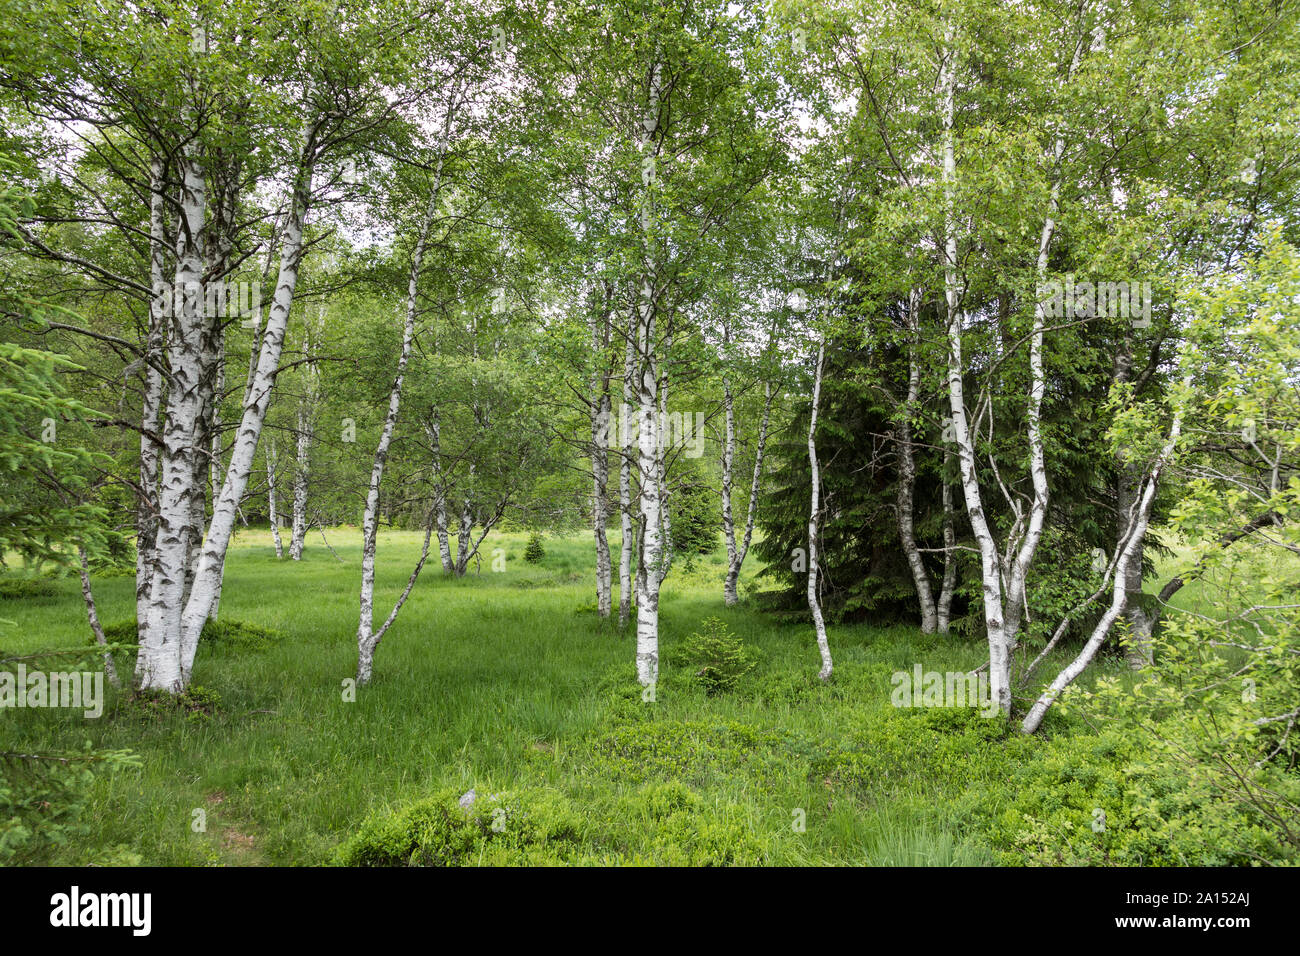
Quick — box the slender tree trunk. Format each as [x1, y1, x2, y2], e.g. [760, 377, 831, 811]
[454, 325, 482, 579]
[634, 61, 664, 688]
[1001, 129, 1065, 643]
[1111, 338, 1155, 666]
[897, 290, 938, 632]
[428, 416, 453, 572]
[78, 546, 119, 689]
[435, 502, 452, 570]
[807, 341, 833, 681]
[1115, 460, 1152, 666]
[290, 307, 320, 562]
[724, 378, 773, 606]
[135, 158, 167, 686]
[356, 178, 441, 683]
[941, 40, 1012, 716]
[590, 294, 613, 618]
[356, 515, 436, 686]
[721, 360, 738, 595]
[656, 336, 673, 585]
[454, 495, 475, 577]
[1022, 404, 1184, 733]
[182, 427, 207, 608]
[187, 177, 233, 619]
[204, 172, 235, 620]
[937, 448, 957, 633]
[290, 403, 311, 560]
[618, 309, 637, 626]
[267, 438, 283, 559]
[210, 351, 224, 509]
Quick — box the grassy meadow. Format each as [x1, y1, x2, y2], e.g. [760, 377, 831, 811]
[1, 528, 1225, 866]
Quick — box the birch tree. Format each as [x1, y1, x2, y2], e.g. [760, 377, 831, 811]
[718, 274, 780, 606]
[588, 283, 615, 618]
[356, 165, 446, 684]
[267, 438, 283, 559]
[896, 289, 939, 633]
[291, 304, 325, 561]
[807, 340, 833, 681]
[633, 57, 666, 687]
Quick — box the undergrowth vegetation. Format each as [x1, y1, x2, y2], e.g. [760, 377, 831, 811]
[2, 528, 1294, 866]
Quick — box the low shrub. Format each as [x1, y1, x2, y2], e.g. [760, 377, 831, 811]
[675, 617, 756, 694]
[334, 787, 584, 866]
[0, 577, 60, 600]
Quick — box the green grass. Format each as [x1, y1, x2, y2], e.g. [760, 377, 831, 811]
[2, 527, 1136, 866]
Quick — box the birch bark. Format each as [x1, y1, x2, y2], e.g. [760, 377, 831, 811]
[655, 333, 672, 586]
[178, 129, 319, 681]
[940, 37, 1013, 715]
[722, 321, 776, 606]
[936, 448, 957, 633]
[634, 60, 664, 688]
[807, 341, 833, 681]
[618, 318, 637, 626]
[897, 289, 938, 632]
[721, 337, 737, 597]
[78, 546, 119, 689]
[267, 438, 283, 559]
[356, 176, 442, 683]
[290, 305, 322, 560]
[455, 495, 474, 576]
[589, 289, 613, 617]
[1021, 402, 1184, 733]
[134, 158, 168, 686]
[428, 415, 453, 572]
[204, 172, 238, 621]
[1000, 72, 1074, 641]
[138, 147, 207, 692]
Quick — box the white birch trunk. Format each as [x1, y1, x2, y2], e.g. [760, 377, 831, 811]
[290, 404, 311, 560]
[78, 546, 119, 689]
[722, 320, 776, 606]
[940, 40, 1013, 716]
[427, 416, 453, 572]
[1021, 403, 1183, 733]
[807, 341, 833, 681]
[728, 379, 773, 606]
[183, 419, 207, 607]
[634, 61, 664, 688]
[207, 332, 225, 620]
[267, 438, 283, 559]
[937, 449, 957, 633]
[177, 140, 317, 682]
[1001, 131, 1067, 642]
[135, 158, 167, 686]
[357, 516, 436, 684]
[720, 327, 737, 601]
[618, 321, 637, 626]
[290, 307, 320, 561]
[590, 299, 613, 617]
[139, 148, 207, 693]
[202, 178, 234, 621]
[435, 503, 452, 571]
[356, 181, 440, 683]
[897, 290, 938, 633]
[454, 495, 474, 576]
[655, 340, 673, 586]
